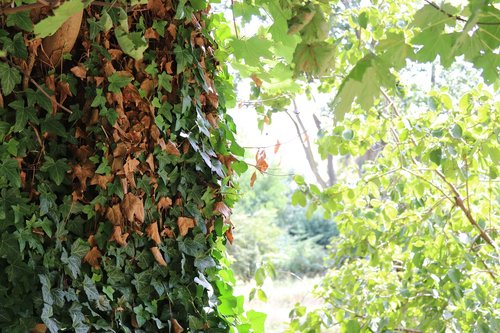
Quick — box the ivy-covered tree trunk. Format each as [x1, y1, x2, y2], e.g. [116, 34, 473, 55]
[0, 1, 241, 331]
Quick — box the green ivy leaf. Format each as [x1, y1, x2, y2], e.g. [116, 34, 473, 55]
[108, 72, 133, 93]
[41, 157, 69, 186]
[158, 72, 173, 92]
[0, 159, 21, 188]
[115, 28, 148, 61]
[0, 63, 21, 95]
[6, 11, 33, 32]
[174, 45, 194, 74]
[83, 275, 100, 301]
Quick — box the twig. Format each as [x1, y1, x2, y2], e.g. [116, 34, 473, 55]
[231, 0, 239, 39]
[29, 77, 73, 114]
[434, 169, 498, 252]
[423, 0, 500, 26]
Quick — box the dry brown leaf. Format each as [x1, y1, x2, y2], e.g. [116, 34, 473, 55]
[251, 73, 263, 88]
[148, 0, 169, 18]
[264, 115, 270, 125]
[214, 201, 231, 220]
[30, 323, 47, 333]
[146, 222, 161, 245]
[150, 246, 167, 266]
[255, 150, 269, 172]
[71, 162, 94, 191]
[171, 319, 184, 333]
[207, 92, 218, 109]
[164, 140, 181, 156]
[146, 153, 155, 170]
[157, 197, 173, 211]
[110, 226, 128, 246]
[250, 171, 257, 188]
[57, 81, 73, 104]
[70, 65, 87, 80]
[161, 227, 175, 238]
[106, 204, 123, 226]
[140, 78, 155, 97]
[90, 174, 114, 189]
[123, 193, 145, 224]
[87, 235, 96, 247]
[123, 157, 140, 188]
[103, 61, 116, 77]
[83, 246, 102, 268]
[177, 217, 196, 237]
[166, 61, 174, 74]
[167, 23, 177, 38]
[94, 76, 105, 87]
[144, 27, 159, 40]
[225, 227, 234, 244]
[108, 49, 123, 61]
[45, 74, 58, 114]
[206, 113, 218, 128]
[274, 140, 281, 154]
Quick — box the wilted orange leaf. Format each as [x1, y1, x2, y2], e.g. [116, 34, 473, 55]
[274, 140, 281, 154]
[157, 197, 173, 211]
[123, 157, 140, 188]
[161, 227, 175, 238]
[171, 319, 184, 333]
[83, 246, 102, 268]
[250, 171, 257, 187]
[144, 27, 159, 40]
[151, 246, 167, 266]
[71, 163, 95, 191]
[255, 150, 269, 172]
[146, 222, 161, 245]
[251, 73, 263, 88]
[164, 140, 181, 156]
[177, 217, 196, 237]
[30, 323, 47, 333]
[214, 201, 231, 220]
[123, 193, 145, 224]
[70, 65, 86, 79]
[225, 227, 234, 244]
[106, 204, 123, 226]
[207, 92, 218, 109]
[90, 174, 114, 189]
[110, 226, 128, 247]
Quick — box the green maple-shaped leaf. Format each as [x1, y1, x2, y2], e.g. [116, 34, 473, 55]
[231, 37, 273, 67]
[332, 54, 395, 122]
[293, 41, 335, 76]
[377, 33, 414, 70]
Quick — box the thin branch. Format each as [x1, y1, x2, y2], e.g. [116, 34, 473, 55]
[230, 0, 239, 39]
[424, 0, 500, 26]
[29, 77, 73, 114]
[434, 169, 498, 252]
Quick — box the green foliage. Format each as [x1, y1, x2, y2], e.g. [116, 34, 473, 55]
[288, 75, 499, 333]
